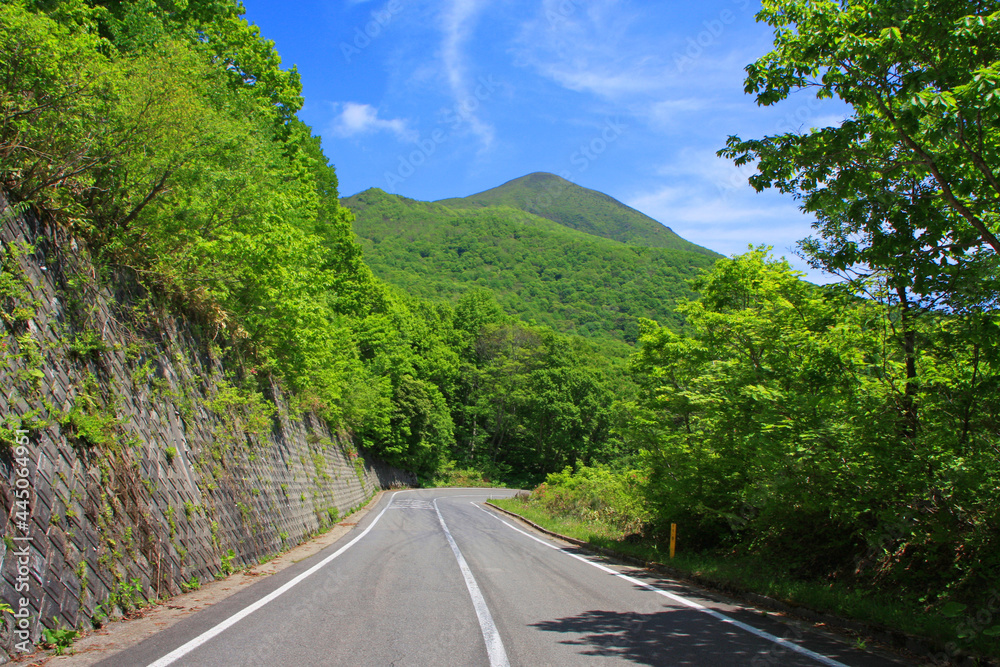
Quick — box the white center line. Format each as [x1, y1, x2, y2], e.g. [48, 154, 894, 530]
[434, 498, 510, 667]
[476, 503, 848, 667]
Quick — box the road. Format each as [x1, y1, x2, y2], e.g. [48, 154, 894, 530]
[98, 488, 910, 667]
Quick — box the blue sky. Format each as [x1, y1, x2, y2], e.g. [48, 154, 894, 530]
[241, 0, 848, 281]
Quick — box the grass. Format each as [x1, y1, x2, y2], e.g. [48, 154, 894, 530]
[491, 497, 1000, 663]
[491, 498, 623, 542]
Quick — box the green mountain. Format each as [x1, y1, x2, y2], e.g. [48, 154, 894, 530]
[437, 172, 716, 256]
[342, 186, 721, 342]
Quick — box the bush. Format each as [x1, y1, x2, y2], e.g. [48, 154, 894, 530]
[531, 465, 648, 534]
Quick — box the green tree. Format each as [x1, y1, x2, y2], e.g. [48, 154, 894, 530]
[631, 250, 860, 549]
[0, 3, 111, 210]
[714, 1, 1000, 583]
[632, 248, 1000, 595]
[453, 287, 508, 348]
[719, 0, 1000, 319]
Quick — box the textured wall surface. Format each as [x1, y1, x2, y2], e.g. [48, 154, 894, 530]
[0, 197, 414, 659]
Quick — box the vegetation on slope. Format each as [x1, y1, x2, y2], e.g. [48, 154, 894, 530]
[343, 187, 715, 341]
[437, 171, 717, 256]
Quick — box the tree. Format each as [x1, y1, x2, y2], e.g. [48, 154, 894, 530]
[711, 4, 1000, 590]
[0, 3, 111, 210]
[718, 0, 1000, 461]
[93, 0, 303, 126]
[632, 251, 852, 543]
[453, 287, 508, 352]
[719, 0, 1000, 304]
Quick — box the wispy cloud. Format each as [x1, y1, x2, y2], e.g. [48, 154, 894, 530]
[508, 0, 788, 140]
[629, 184, 801, 228]
[623, 149, 838, 283]
[628, 181, 833, 280]
[645, 98, 710, 129]
[512, 0, 669, 99]
[329, 102, 417, 141]
[439, 0, 496, 150]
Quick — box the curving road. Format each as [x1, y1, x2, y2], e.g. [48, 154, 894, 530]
[96, 488, 910, 667]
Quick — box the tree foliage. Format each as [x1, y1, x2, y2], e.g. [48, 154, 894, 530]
[668, 0, 1000, 612]
[629, 249, 1000, 599]
[719, 0, 1000, 309]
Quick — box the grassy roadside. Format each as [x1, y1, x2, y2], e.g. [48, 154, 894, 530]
[424, 465, 509, 488]
[491, 497, 1000, 664]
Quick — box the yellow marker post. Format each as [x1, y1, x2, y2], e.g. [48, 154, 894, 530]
[670, 523, 677, 559]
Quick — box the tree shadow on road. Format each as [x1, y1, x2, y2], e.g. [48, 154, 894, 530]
[529, 608, 831, 666]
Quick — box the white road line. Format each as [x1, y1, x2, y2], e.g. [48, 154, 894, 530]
[476, 504, 848, 667]
[434, 499, 510, 667]
[146, 492, 403, 667]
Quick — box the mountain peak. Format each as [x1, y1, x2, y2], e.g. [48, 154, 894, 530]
[513, 171, 570, 185]
[437, 174, 717, 256]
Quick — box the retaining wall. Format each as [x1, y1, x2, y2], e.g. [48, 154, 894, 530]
[0, 196, 414, 660]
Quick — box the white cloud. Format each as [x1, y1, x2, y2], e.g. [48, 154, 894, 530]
[624, 151, 840, 284]
[646, 98, 710, 129]
[507, 0, 772, 143]
[439, 0, 496, 150]
[329, 102, 417, 142]
[630, 185, 801, 229]
[539, 67, 665, 98]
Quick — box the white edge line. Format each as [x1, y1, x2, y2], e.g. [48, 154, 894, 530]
[147, 491, 403, 667]
[434, 498, 510, 667]
[475, 504, 848, 667]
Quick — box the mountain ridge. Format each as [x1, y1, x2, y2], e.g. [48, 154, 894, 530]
[435, 172, 717, 257]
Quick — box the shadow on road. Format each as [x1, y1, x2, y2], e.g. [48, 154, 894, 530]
[530, 607, 774, 665]
[528, 606, 885, 666]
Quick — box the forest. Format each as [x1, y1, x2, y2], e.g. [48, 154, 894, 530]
[1, 0, 999, 658]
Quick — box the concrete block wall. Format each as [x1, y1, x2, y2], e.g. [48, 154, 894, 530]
[0, 197, 414, 658]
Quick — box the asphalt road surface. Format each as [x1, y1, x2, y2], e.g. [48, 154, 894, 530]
[98, 488, 911, 667]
